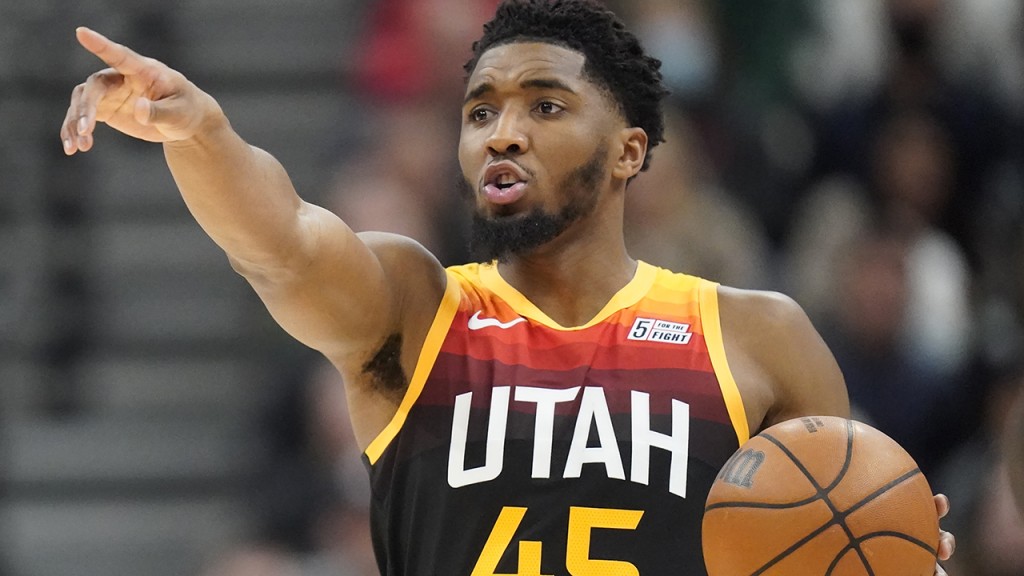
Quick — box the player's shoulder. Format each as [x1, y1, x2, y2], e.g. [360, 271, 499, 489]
[359, 232, 445, 277]
[714, 284, 831, 387]
[358, 230, 436, 258]
[717, 283, 848, 427]
[358, 231, 448, 315]
[716, 285, 810, 335]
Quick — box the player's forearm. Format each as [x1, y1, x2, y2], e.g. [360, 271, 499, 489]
[163, 115, 312, 274]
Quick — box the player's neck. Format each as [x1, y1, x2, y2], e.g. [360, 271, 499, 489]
[497, 229, 636, 328]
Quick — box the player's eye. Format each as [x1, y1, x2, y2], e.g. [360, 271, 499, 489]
[536, 101, 563, 115]
[469, 108, 492, 122]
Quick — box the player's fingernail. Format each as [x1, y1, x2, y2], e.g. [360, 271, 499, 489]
[78, 117, 88, 133]
[63, 139, 72, 153]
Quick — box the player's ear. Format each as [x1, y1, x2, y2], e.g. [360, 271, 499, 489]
[612, 127, 647, 180]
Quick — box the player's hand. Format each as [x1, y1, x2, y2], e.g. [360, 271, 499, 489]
[61, 27, 223, 155]
[933, 493, 955, 576]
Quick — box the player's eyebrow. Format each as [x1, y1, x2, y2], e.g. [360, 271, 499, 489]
[464, 78, 578, 105]
[464, 82, 494, 105]
[520, 78, 576, 94]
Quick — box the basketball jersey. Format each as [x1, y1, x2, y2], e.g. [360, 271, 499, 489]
[363, 261, 750, 575]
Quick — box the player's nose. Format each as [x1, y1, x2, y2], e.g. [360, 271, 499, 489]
[486, 110, 528, 156]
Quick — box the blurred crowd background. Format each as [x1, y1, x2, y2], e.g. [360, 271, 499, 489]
[1, 0, 1023, 575]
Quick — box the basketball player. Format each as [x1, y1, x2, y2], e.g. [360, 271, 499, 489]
[60, 1, 954, 573]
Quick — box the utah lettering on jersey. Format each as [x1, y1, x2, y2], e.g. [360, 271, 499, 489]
[447, 385, 691, 497]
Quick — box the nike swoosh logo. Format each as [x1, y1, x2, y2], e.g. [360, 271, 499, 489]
[468, 311, 526, 330]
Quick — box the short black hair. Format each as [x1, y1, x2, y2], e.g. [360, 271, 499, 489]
[464, 0, 669, 172]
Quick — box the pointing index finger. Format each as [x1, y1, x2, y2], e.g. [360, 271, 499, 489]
[75, 27, 147, 75]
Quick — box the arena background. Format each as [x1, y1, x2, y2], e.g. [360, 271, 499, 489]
[1, 1, 1022, 575]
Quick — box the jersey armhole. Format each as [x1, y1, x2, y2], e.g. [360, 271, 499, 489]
[699, 280, 751, 446]
[364, 269, 462, 465]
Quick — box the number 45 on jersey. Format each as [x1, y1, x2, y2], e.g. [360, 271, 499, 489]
[473, 506, 644, 576]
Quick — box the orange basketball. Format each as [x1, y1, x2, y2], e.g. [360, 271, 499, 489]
[702, 416, 939, 576]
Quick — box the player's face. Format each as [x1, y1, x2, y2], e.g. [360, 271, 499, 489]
[458, 42, 625, 260]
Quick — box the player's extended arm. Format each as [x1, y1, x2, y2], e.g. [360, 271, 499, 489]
[60, 28, 445, 362]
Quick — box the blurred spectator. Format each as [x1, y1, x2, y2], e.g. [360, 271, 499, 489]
[870, 110, 973, 376]
[324, 0, 504, 265]
[323, 101, 470, 265]
[795, 0, 1024, 121]
[786, 104, 984, 473]
[781, 0, 1024, 482]
[609, 0, 719, 104]
[935, 365, 1024, 576]
[301, 361, 374, 576]
[787, 108, 974, 380]
[783, 176, 872, 324]
[971, 152, 1024, 370]
[1008, 381, 1024, 514]
[624, 110, 771, 289]
[203, 359, 376, 576]
[352, 0, 501, 105]
[814, 223, 954, 474]
[696, 0, 818, 245]
[612, 0, 820, 246]
[806, 0, 1012, 264]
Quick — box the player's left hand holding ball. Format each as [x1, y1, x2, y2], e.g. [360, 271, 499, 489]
[934, 494, 955, 575]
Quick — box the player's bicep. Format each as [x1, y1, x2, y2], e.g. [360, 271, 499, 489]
[758, 292, 849, 424]
[721, 287, 849, 430]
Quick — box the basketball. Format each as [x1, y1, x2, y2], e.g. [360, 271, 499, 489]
[702, 416, 939, 576]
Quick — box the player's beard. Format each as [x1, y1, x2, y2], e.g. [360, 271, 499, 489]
[459, 144, 607, 263]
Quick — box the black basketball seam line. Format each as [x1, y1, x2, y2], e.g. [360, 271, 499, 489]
[841, 467, 924, 518]
[714, 423, 923, 576]
[838, 420, 875, 576]
[704, 467, 922, 512]
[828, 466, 930, 574]
[749, 520, 837, 576]
[707, 466, 931, 574]
[760, 427, 853, 495]
[825, 531, 938, 576]
[704, 497, 822, 511]
[756, 421, 877, 576]
[852, 530, 938, 556]
[706, 424, 856, 511]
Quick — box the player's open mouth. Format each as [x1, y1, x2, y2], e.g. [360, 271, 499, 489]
[484, 181, 527, 205]
[484, 163, 529, 205]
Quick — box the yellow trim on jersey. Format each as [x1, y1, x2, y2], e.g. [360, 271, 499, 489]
[364, 270, 462, 465]
[478, 261, 658, 330]
[699, 280, 750, 446]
